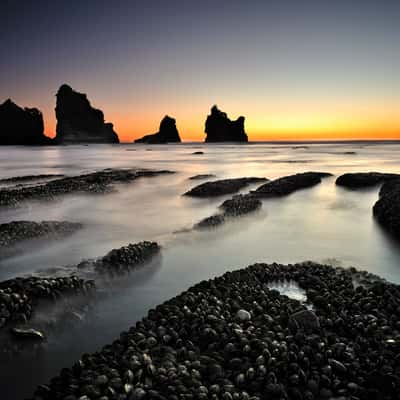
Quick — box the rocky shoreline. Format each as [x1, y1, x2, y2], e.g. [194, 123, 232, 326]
[29, 262, 400, 400]
[0, 220, 83, 248]
[0, 169, 174, 207]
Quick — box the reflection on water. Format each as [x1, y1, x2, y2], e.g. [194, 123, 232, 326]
[1, 142, 400, 398]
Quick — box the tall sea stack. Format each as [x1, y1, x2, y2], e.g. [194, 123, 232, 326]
[204, 105, 248, 142]
[55, 84, 119, 144]
[0, 99, 52, 145]
[135, 115, 181, 144]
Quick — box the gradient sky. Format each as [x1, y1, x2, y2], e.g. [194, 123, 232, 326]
[1, 0, 400, 142]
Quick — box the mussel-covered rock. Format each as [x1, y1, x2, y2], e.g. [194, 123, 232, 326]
[220, 194, 261, 216]
[31, 262, 400, 400]
[0, 220, 82, 248]
[194, 214, 225, 229]
[336, 172, 400, 189]
[0, 168, 174, 207]
[94, 241, 160, 274]
[0, 276, 95, 329]
[253, 172, 332, 197]
[184, 177, 267, 197]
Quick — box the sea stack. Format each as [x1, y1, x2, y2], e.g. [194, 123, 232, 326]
[204, 105, 248, 142]
[0, 99, 52, 145]
[135, 115, 181, 144]
[55, 84, 119, 144]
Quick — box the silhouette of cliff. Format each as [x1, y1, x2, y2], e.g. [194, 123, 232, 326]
[0, 99, 52, 145]
[205, 105, 248, 142]
[55, 84, 119, 144]
[135, 115, 181, 144]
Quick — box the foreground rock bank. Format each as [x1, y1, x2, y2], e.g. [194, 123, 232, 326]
[335, 172, 400, 189]
[31, 262, 400, 400]
[0, 220, 83, 248]
[185, 177, 267, 197]
[0, 168, 174, 207]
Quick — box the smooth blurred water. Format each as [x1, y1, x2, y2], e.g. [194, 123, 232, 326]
[0, 142, 400, 399]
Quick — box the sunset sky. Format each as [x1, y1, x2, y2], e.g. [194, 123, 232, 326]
[1, 0, 399, 142]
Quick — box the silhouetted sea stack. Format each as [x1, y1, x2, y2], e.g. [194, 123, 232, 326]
[135, 115, 181, 144]
[55, 84, 119, 144]
[0, 99, 52, 145]
[205, 105, 248, 142]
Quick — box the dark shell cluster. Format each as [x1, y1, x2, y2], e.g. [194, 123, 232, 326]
[253, 172, 332, 197]
[93, 242, 161, 275]
[373, 179, 400, 237]
[335, 172, 400, 189]
[0, 169, 174, 208]
[184, 178, 268, 198]
[0, 220, 83, 248]
[0, 276, 95, 329]
[31, 262, 400, 400]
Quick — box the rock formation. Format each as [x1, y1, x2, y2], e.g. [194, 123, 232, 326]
[135, 115, 181, 144]
[0, 99, 52, 145]
[204, 105, 248, 142]
[55, 84, 119, 144]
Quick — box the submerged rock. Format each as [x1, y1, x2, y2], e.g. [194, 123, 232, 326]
[184, 177, 267, 197]
[0, 99, 52, 145]
[253, 172, 332, 197]
[189, 174, 216, 180]
[135, 115, 181, 144]
[0, 221, 82, 248]
[336, 172, 400, 189]
[373, 179, 400, 238]
[0, 168, 174, 208]
[205, 105, 248, 142]
[31, 262, 400, 399]
[55, 84, 119, 144]
[94, 241, 160, 275]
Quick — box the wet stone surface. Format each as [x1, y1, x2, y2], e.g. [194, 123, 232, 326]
[30, 262, 400, 400]
[335, 172, 400, 189]
[0, 168, 174, 207]
[0, 220, 83, 248]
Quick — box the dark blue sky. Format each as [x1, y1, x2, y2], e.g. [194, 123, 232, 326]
[1, 0, 399, 140]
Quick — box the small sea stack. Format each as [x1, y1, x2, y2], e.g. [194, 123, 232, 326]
[205, 105, 248, 142]
[135, 115, 181, 144]
[0, 99, 52, 145]
[55, 84, 119, 144]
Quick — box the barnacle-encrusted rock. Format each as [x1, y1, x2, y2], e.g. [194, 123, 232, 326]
[336, 172, 400, 189]
[220, 194, 262, 216]
[31, 262, 400, 400]
[0, 221, 82, 248]
[184, 177, 267, 197]
[253, 172, 332, 197]
[94, 241, 160, 275]
[0, 168, 174, 207]
[0, 276, 95, 329]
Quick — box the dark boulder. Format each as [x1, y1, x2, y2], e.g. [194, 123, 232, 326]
[184, 177, 267, 197]
[253, 172, 332, 197]
[194, 214, 226, 229]
[220, 194, 261, 216]
[189, 174, 216, 180]
[373, 179, 400, 238]
[0, 99, 52, 145]
[205, 105, 248, 142]
[336, 172, 400, 189]
[135, 115, 181, 144]
[55, 84, 119, 144]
